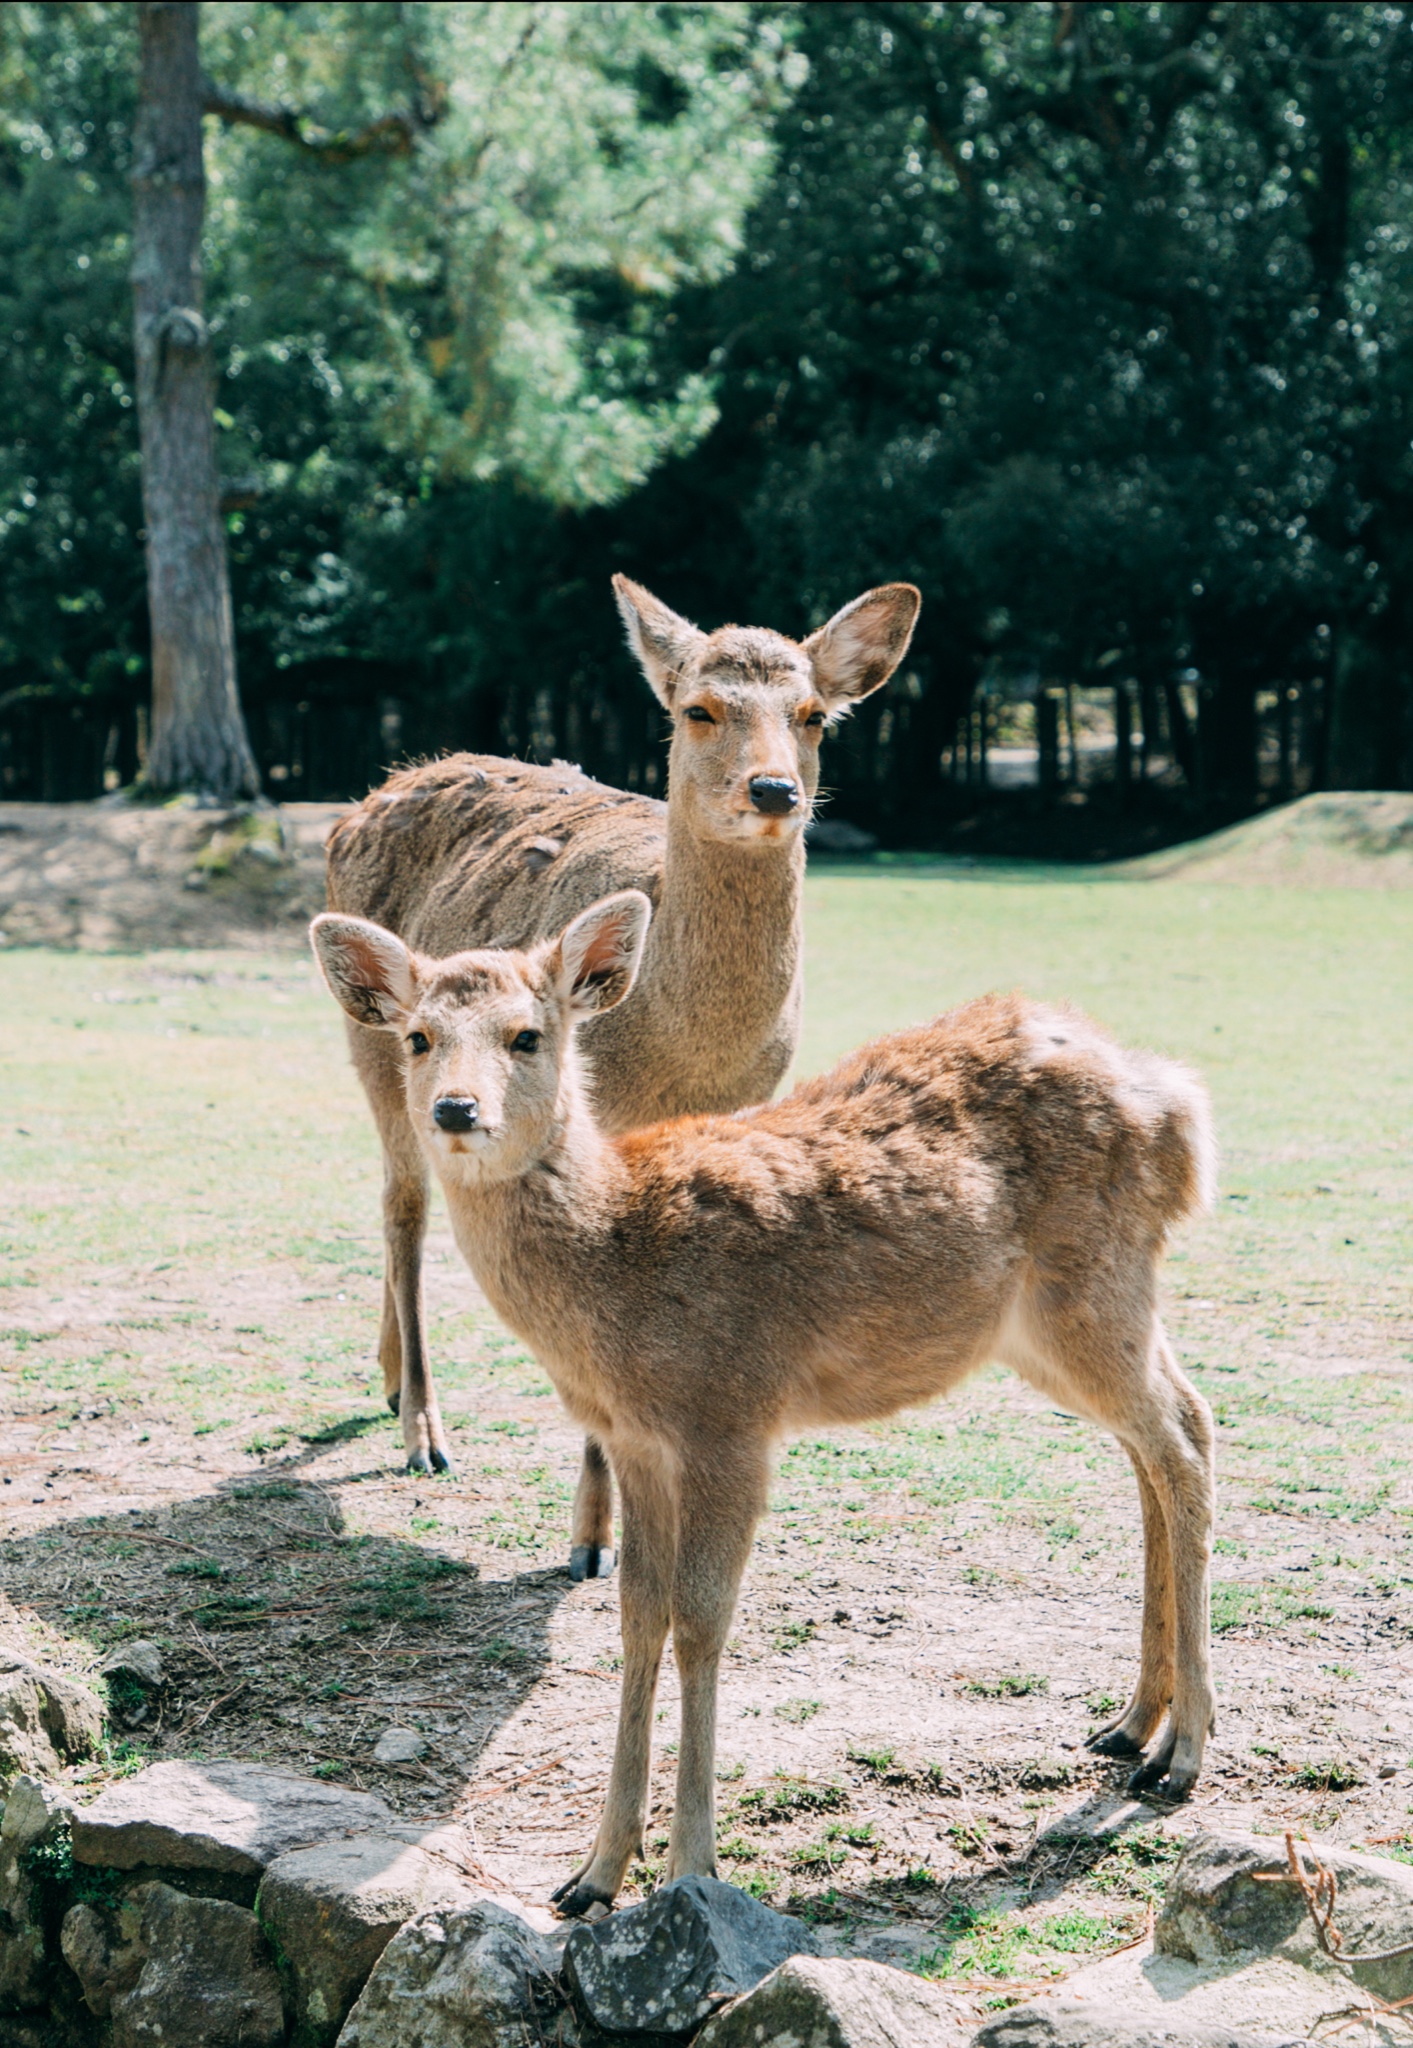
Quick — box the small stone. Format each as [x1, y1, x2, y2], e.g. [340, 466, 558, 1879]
[256, 1826, 480, 2048]
[1156, 1829, 1413, 2007]
[562, 1874, 820, 2037]
[696, 1954, 971, 2047]
[371, 1726, 426, 1765]
[336, 1899, 563, 2048]
[1379, 1763, 1398, 1779]
[100, 1640, 164, 1693]
[0, 1643, 105, 1784]
[71, 1761, 394, 1889]
[971, 2006, 1305, 2048]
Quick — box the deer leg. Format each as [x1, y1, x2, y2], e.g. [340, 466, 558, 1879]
[1086, 1448, 1174, 1760]
[552, 1452, 676, 1915]
[1122, 1338, 1215, 1801]
[569, 1438, 615, 1582]
[383, 1147, 452, 1474]
[666, 1451, 767, 1881]
[348, 1021, 452, 1475]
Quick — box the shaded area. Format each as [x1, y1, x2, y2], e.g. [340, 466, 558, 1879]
[1, 1455, 573, 1819]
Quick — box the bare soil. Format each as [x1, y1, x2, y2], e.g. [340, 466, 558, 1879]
[0, 799, 345, 950]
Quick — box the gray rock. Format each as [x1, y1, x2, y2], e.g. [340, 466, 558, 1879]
[62, 1880, 284, 2048]
[371, 1727, 425, 1765]
[101, 1642, 165, 1727]
[100, 1641, 164, 1692]
[1156, 1829, 1413, 2005]
[1, 1774, 74, 1852]
[0, 1644, 105, 1783]
[60, 1898, 144, 2020]
[257, 1826, 481, 2047]
[72, 1760, 393, 1880]
[0, 1774, 75, 2010]
[336, 1898, 563, 2048]
[563, 1875, 820, 2037]
[972, 2006, 1305, 2048]
[696, 1954, 971, 2047]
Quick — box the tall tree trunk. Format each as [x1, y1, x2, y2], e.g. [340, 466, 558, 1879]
[132, 1, 258, 801]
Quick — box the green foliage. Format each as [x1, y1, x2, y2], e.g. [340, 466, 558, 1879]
[964, 1672, 1049, 1699]
[165, 1557, 225, 1580]
[205, 1, 789, 506]
[736, 1776, 848, 1824]
[20, 1827, 73, 1896]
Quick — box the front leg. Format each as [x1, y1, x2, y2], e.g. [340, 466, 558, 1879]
[570, 1438, 615, 1581]
[553, 1452, 676, 1916]
[381, 1121, 452, 1475]
[666, 1446, 768, 1882]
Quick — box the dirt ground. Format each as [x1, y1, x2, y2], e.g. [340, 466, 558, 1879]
[0, 799, 344, 950]
[3, 794, 1412, 2021]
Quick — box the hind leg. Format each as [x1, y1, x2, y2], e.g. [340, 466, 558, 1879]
[349, 1023, 452, 1474]
[570, 1438, 616, 1581]
[1014, 1302, 1214, 1801]
[1119, 1334, 1215, 1799]
[1087, 1448, 1174, 1760]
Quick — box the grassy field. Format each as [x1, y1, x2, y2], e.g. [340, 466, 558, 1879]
[2, 863, 1411, 2003]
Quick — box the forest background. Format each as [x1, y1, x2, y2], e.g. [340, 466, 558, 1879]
[4, 0, 1413, 849]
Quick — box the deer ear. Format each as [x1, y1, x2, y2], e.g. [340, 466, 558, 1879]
[310, 914, 416, 1028]
[550, 891, 652, 1017]
[612, 574, 707, 709]
[803, 583, 921, 706]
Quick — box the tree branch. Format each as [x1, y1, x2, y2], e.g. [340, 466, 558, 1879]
[201, 77, 438, 162]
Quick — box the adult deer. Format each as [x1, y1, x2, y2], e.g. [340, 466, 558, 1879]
[311, 891, 1218, 1916]
[325, 575, 921, 1576]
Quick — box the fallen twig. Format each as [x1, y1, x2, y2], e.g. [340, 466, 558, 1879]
[460, 1758, 566, 1804]
[1253, 1831, 1413, 1967]
[185, 1621, 226, 1673]
[176, 1680, 247, 1735]
[1245, 1831, 1413, 2030]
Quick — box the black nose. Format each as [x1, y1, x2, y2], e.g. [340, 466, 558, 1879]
[748, 776, 800, 816]
[433, 1096, 479, 1133]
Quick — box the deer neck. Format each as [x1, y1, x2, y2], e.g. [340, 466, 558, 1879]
[635, 808, 805, 1051]
[439, 1075, 621, 1385]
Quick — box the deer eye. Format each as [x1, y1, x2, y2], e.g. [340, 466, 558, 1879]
[510, 1029, 541, 1054]
[684, 705, 715, 724]
[407, 1030, 430, 1055]
[803, 709, 826, 729]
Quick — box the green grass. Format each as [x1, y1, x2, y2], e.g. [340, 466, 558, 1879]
[2, 869, 1411, 1926]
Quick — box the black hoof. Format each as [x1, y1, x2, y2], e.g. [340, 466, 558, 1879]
[405, 1453, 433, 1476]
[570, 1545, 615, 1583]
[387, 1389, 401, 1417]
[550, 1877, 614, 1919]
[1087, 1727, 1144, 1759]
[1127, 1759, 1192, 1803]
[429, 1447, 454, 1476]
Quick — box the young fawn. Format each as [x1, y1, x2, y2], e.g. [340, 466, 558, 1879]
[311, 891, 1218, 1916]
[325, 576, 921, 1564]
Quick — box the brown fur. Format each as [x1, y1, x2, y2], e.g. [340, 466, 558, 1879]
[324, 576, 920, 1496]
[310, 893, 1219, 1915]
